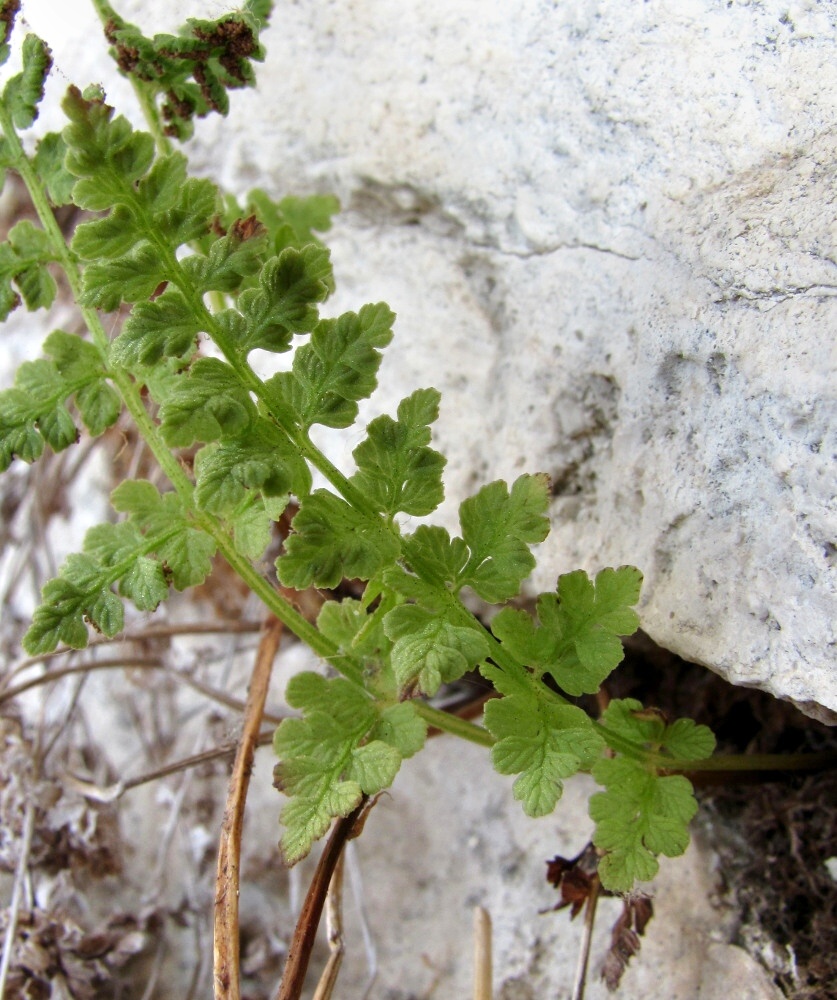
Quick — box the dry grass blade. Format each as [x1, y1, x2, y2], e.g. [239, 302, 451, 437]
[214, 617, 284, 1000]
[65, 729, 276, 801]
[473, 906, 492, 1000]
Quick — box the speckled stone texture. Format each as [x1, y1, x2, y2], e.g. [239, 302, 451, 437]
[20, 0, 836, 722]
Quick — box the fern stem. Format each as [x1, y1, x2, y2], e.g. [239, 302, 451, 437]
[198, 522, 367, 687]
[592, 720, 652, 763]
[657, 750, 837, 774]
[298, 431, 380, 518]
[130, 79, 172, 157]
[413, 702, 495, 748]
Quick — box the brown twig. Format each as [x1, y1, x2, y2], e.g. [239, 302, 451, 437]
[127, 729, 276, 791]
[275, 798, 370, 1000]
[214, 617, 284, 1000]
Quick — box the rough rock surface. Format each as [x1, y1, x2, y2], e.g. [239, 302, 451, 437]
[21, 0, 837, 722]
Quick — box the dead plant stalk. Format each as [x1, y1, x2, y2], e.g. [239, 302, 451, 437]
[214, 616, 284, 1000]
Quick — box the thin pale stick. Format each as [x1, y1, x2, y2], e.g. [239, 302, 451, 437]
[6, 620, 263, 682]
[0, 657, 166, 704]
[138, 935, 167, 1000]
[570, 875, 601, 1000]
[0, 657, 284, 725]
[312, 852, 346, 1000]
[41, 668, 88, 763]
[0, 795, 36, 999]
[67, 729, 276, 801]
[214, 617, 284, 1000]
[473, 906, 492, 1000]
[176, 670, 283, 724]
[125, 729, 275, 791]
[345, 843, 378, 998]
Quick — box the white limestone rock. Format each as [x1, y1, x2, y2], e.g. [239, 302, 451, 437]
[21, 0, 837, 716]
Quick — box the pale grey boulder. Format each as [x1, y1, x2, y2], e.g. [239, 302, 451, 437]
[24, 0, 837, 716]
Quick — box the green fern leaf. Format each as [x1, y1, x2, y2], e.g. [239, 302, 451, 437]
[492, 566, 642, 696]
[590, 698, 715, 891]
[267, 303, 395, 430]
[482, 664, 604, 817]
[458, 474, 550, 602]
[3, 34, 51, 129]
[277, 490, 400, 590]
[273, 672, 424, 864]
[350, 388, 446, 517]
